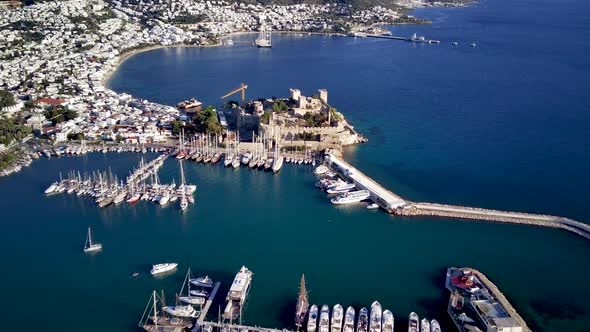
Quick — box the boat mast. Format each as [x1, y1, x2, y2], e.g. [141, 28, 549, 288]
[87, 227, 92, 247]
[153, 290, 158, 329]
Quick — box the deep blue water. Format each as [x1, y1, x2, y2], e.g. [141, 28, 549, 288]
[0, 0, 589, 332]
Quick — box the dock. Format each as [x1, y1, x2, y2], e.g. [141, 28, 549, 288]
[193, 321, 294, 332]
[197, 281, 222, 324]
[366, 34, 441, 43]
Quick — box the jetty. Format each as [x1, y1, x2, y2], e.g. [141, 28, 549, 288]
[193, 321, 294, 332]
[197, 282, 221, 324]
[322, 153, 590, 241]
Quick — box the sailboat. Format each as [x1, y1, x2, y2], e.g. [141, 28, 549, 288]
[179, 160, 189, 211]
[295, 274, 310, 328]
[84, 226, 102, 253]
[272, 128, 283, 173]
[255, 16, 272, 48]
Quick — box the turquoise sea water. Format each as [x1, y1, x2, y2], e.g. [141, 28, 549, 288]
[1, 0, 590, 331]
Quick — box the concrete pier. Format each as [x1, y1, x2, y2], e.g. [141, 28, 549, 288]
[197, 282, 222, 324]
[193, 321, 294, 332]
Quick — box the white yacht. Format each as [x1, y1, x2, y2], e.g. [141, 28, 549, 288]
[307, 304, 319, 332]
[343, 306, 355, 332]
[357, 307, 369, 332]
[319, 305, 330, 332]
[255, 18, 272, 48]
[83, 227, 102, 253]
[382, 310, 394, 332]
[369, 301, 382, 332]
[420, 318, 430, 332]
[410, 33, 428, 43]
[408, 312, 419, 332]
[159, 192, 170, 206]
[314, 165, 330, 175]
[163, 305, 199, 318]
[241, 152, 252, 165]
[331, 190, 370, 205]
[430, 320, 441, 332]
[150, 263, 178, 275]
[179, 295, 206, 306]
[326, 182, 355, 194]
[45, 182, 58, 194]
[190, 275, 214, 287]
[331, 304, 344, 332]
[189, 290, 209, 297]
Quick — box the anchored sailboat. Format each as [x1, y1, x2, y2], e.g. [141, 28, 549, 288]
[83, 226, 102, 253]
[295, 273, 310, 328]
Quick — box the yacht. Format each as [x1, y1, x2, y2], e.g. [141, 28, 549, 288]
[307, 305, 319, 332]
[231, 158, 241, 169]
[255, 19, 272, 48]
[452, 41, 458, 46]
[430, 320, 441, 332]
[83, 227, 102, 253]
[150, 263, 178, 275]
[163, 305, 199, 318]
[159, 192, 170, 206]
[224, 154, 234, 167]
[367, 203, 379, 210]
[189, 290, 209, 297]
[179, 295, 206, 306]
[319, 305, 330, 332]
[369, 301, 382, 332]
[343, 307, 355, 332]
[190, 275, 214, 287]
[331, 190, 371, 205]
[356, 307, 369, 332]
[326, 182, 355, 194]
[264, 158, 274, 171]
[241, 152, 252, 165]
[382, 310, 394, 332]
[410, 33, 428, 43]
[45, 182, 58, 194]
[408, 312, 419, 332]
[272, 155, 284, 173]
[314, 165, 330, 175]
[420, 319, 430, 332]
[331, 304, 344, 332]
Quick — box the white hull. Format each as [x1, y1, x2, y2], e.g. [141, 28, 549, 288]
[151, 263, 178, 275]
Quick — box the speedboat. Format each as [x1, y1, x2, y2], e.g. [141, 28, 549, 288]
[430, 320, 440, 332]
[344, 306, 355, 332]
[189, 289, 209, 297]
[420, 318, 430, 332]
[307, 304, 319, 332]
[369, 301, 382, 332]
[190, 275, 214, 287]
[357, 307, 369, 332]
[179, 295, 206, 306]
[319, 305, 330, 332]
[331, 304, 344, 332]
[150, 263, 178, 275]
[163, 305, 199, 318]
[382, 310, 394, 332]
[408, 312, 419, 332]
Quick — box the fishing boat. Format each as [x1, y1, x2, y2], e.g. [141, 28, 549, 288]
[357, 307, 369, 332]
[331, 190, 371, 205]
[150, 263, 178, 275]
[294, 274, 309, 328]
[190, 275, 214, 287]
[83, 226, 102, 253]
[430, 320, 441, 332]
[408, 312, 419, 332]
[319, 305, 330, 332]
[307, 305, 319, 332]
[344, 307, 356, 332]
[369, 301, 382, 332]
[332, 304, 344, 332]
[420, 318, 430, 332]
[382, 310, 394, 332]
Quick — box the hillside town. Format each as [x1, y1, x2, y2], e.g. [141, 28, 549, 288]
[0, 0, 445, 175]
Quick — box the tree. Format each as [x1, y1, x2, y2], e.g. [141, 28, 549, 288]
[272, 99, 289, 113]
[44, 106, 78, 125]
[0, 90, 16, 109]
[67, 132, 85, 141]
[193, 106, 221, 134]
[330, 107, 343, 122]
[260, 111, 272, 124]
[171, 120, 184, 136]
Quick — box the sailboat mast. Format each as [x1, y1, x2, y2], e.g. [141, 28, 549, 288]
[153, 290, 158, 329]
[87, 227, 92, 246]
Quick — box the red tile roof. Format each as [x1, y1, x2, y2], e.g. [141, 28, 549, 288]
[34, 98, 66, 105]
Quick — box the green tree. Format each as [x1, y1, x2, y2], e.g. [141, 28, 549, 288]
[0, 90, 16, 108]
[330, 107, 343, 122]
[193, 106, 221, 134]
[272, 99, 289, 113]
[260, 111, 272, 124]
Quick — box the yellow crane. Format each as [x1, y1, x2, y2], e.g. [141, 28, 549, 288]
[221, 83, 248, 105]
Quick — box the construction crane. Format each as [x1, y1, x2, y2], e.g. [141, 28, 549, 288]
[221, 83, 248, 105]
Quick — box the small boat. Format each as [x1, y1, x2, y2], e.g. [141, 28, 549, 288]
[83, 226, 102, 253]
[420, 318, 430, 332]
[319, 305, 330, 332]
[344, 307, 355, 332]
[264, 158, 274, 171]
[314, 165, 329, 175]
[190, 275, 214, 287]
[131, 272, 140, 277]
[45, 182, 58, 194]
[127, 193, 141, 204]
[307, 304, 319, 332]
[150, 263, 178, 275]
[408, 312, 419, 332]
[469, 42, 476, 47]
[189, 289, 209, 297]
[179, 295, 206, 306]
[357, 307, 369, 332]
[331, 304, 344, 332]
[452, 41, 458, 46]
[367, 203, 379, 210]
[430, 320, 440, 332]
[382, 310, 394, 332]
[369, 301, 382, 332]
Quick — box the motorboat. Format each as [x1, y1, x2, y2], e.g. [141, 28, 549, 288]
[382, 310, 394, 332]
[369, 301, 382, 332]
[150, 263, 178, 275]
[307, 304, 319, 332]
[314, 165, 329, 175]
[326, 182, 355, 194]
[408, 312, 419, 332]
[331, 190, 371, 205]
[319, 305, 330, 332]
[189, 290, 209, 297]
[357, 307, 369, 332]
[163, 305, 199, 318]
[344, 306, 355, 332]
[420, 319, 430, 332]
[190, 275, 214, 287]
[179, 296, 206, 306]
[430, 320, 441, 332]
[331, 304, 344, 332]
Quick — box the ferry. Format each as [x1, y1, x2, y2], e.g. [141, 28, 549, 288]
[223, 266, 253, 320]
[430, 320, 441, 332]
[331, 190, 370, 205]
[369, 301, 382, 332]
[190, 275, 214, 287]
[319, 305, 330, 332]
[150, 263, 178, 275]
[307, 305, 319, 332]
[163, 305, 199, 318]
[408, 312, 419, 332]
[326, 182, 355, 194]
[344, 307, 356, 332]
[420, 319, 430, 332]
[382, 310, 394, 332]
[331, 304, 344, 332]
[357, 307, 369, 332]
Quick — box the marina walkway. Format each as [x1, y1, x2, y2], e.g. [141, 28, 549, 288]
[197, 282, 222, 324]
[193, 321, 294, 332]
